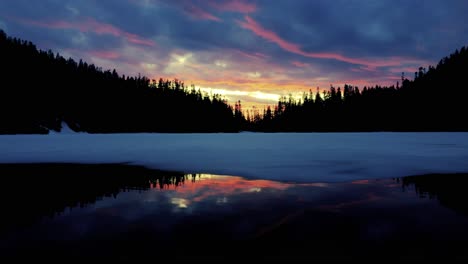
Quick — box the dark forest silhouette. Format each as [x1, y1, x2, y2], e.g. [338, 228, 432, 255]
[402, 173, 468, 216]
[249, 47, 468, 132]
[1, 29, 467, 133]
[0, 30, 238, 133]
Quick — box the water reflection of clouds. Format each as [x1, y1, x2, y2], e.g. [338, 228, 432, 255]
[351, 179, 370, 185]
[171, 198, 189, 209]
[150, 174, 329, 210]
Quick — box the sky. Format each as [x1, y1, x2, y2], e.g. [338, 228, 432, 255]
[1, 0, 467, 110]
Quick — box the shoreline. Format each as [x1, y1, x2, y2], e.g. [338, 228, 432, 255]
[0, 162, 467, 183]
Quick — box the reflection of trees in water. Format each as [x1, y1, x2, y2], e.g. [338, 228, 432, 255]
[402, 173, 468, 215]
[0, 163, 188, 233]
[151, 173, 199, 189]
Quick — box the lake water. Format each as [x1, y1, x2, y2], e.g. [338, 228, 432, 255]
[1, 164, 468, 261]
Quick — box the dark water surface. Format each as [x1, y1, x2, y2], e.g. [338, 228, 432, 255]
[1, 163, 468, 261]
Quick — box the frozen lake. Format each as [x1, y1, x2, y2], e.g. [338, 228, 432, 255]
[1, 132, 468, 182]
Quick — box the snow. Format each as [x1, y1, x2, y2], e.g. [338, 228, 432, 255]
[59, 121, 76, 134]
[48, 121, 77, 134]
[1, 132, 468, 182]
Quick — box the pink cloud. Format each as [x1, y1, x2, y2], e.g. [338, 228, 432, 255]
[234, 49, 269, 60]
[238, 16, 427, 70]
[130, 0, 222, 21]
[209, 0, 257, 13]
[351, 180, 369, 185]
[17, 17, 155, 47]
[238, 16, 304, 55]
[291, 61, 309, 67]
[350, 68, 364, 73]
[184, 4, 222, 21]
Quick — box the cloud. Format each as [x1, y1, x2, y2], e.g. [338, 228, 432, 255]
[2, 0, 467, 109]
[237, 16, 304, 58]
[71, 32, 88, 46]
[238, 16, 428, 70]
[0, 20, 7, 31]
[183, 4, 222, 22]
[142, 63, 157, 70]
[247, 71, 261, 78]
[65, 5, 80, 16]
[146, 0, 223, 22]
[16, 17, 155, 47]
[209, 0, 257, 13]
[214, 60, 227, 68]
[88, 50, 120, 60]
[234, 49, 269, 60]
[291, 61, 309, 68]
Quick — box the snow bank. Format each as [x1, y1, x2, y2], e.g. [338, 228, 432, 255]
[49, 122, 77, 135]
[1, 132, 468, 182]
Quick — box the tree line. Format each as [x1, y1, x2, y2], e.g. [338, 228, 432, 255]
[248, 46, 468, 132]
[0, 30, 238, 133]
[1, 29, 467, 133]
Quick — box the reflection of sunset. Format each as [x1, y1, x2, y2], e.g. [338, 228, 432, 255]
[351, 179, 370, 185]
[151, 174, 328, 206]
[171, 198, 189, 208]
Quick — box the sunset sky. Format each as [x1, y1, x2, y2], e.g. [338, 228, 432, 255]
[1, 0, 467, 110]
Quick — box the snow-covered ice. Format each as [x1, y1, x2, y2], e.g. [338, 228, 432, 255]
[49, 122, 80, 135]
[1, 132, 468, 182]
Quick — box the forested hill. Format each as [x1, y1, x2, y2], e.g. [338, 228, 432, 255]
[0, 30, 241, 134]
[1, 29, 467, 133]
[249, 46, 468, 132]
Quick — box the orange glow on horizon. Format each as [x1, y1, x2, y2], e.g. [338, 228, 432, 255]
[11, 9, 435, 112]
